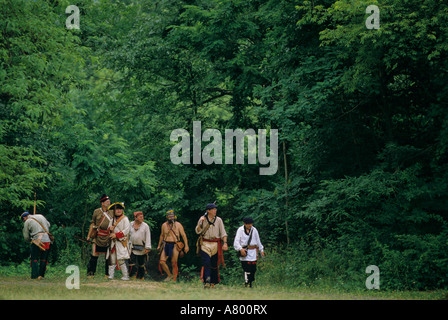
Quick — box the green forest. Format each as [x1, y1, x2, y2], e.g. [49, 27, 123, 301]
[1, 0, 447, 292]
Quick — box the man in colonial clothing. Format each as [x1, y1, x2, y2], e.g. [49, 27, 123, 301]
[157, 209, 189, 282]
[233, 217, 265, 287]
[129, 211, 152, 280]
[195, 203, 228, 288]
[107, 202, 131, 280]
[86, 194, 113, 277]
[21, 211, 52, 279]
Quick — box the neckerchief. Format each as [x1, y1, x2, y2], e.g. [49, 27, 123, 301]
[206, 215, 216, 226]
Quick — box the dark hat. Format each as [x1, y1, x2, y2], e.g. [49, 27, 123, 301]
[100, 194, 109, 202]
[21, 211, 30, 220]
[243, 217, 254, 224]
[108, 202, 125, 210]
[206, 203, 217, 210]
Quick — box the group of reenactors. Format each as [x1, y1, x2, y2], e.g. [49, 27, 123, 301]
[21, 194, 265, 288]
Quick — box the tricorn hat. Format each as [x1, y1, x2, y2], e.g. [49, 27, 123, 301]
[108, 202, 125, 210]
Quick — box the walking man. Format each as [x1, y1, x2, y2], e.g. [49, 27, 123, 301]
[195, 203, 228, 288]
[107, 202, 131, 280]
[157, 209, 189, 281]
[233, 217, 265, 287]
[21, 211, 52, 279]
[129, 211, 152, 280]
[86, 194, 113, 278]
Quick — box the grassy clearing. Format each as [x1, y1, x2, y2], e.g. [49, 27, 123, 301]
[0, 274, 445, 300]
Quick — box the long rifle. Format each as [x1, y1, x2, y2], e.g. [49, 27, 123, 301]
[74, 235, 94, 244]
[33, 192, 37, 215]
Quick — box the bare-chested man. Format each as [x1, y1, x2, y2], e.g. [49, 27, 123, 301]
[157, 209, 189, 281]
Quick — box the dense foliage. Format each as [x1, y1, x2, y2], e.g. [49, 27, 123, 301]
[1, 0, 447, 290]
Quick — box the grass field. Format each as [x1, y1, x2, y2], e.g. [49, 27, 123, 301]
[1, 274, 446, 300]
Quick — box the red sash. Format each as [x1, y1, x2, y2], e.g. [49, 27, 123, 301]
[97, 229, 110, 237]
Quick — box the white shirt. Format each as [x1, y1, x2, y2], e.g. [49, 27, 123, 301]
[130, 221, 152, 255]
[23, 214, 51, 243]
[108, 215, 131, 260]
[233, 226, 264, 262]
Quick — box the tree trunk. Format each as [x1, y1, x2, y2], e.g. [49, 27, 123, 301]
[81, 193, 88, 263]
[283, 141, 290, 246]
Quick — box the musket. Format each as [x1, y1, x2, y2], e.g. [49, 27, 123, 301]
[33, 192, 37, 215]
[31, 239, 46, 251]
[74, 235, 94, 244]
